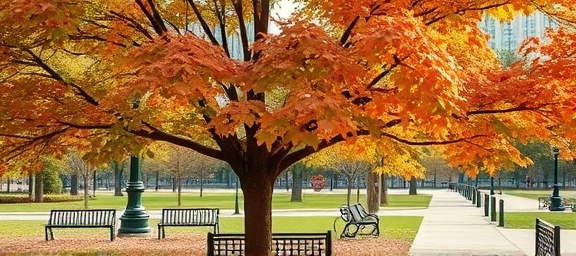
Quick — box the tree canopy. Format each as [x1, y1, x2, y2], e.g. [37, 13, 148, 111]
[1, 0, 576, 254]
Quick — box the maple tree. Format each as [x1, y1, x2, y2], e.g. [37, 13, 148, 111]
[1, 0, 576, 254]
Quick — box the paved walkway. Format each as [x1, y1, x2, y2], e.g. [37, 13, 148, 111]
[409, 189, 576, 256]
[1, 188, 576, 255]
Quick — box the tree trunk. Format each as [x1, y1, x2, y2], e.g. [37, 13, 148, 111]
[367, 171, 380, 213]
[27, 176, 34, 200]
[71, 174, 79, 195]
[113, 162, 124, 196]
[177, 175, 182, 206]
[92, 170, 97, 197]
[346, 174, 353, 206]
[409, 176, 418, 195]
[285, 171, 290, 192]
[290, 168, 303, 202]
[83, 174, 89, 209]
[7, 178, 11, 193]
[34, 172, 43, 203]
[240, 172, 274, 256]
[155, 170, 160, 191]
[380, 174, 389, 206]
[172, 177, 177, 192]
[200, 170, 204, 197]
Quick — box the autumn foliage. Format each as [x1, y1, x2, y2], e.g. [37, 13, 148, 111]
[2, 0, 576, 254]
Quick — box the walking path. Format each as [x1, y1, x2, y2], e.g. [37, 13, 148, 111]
[1, 188, 576, 255]
[409, 189, 576, 256]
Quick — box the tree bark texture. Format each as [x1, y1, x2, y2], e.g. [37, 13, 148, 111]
[367, 171, 380, 213]
[239, 170, 274, 256]
[290, 168, 303, 202]
[409, 176, 418, 195]
[34, 172, 43, 203]
[177, 175, 182, 206]
[83, 174, 89, 209]
[113, 163, 123, 196]
[71, 174, 79, 195]
[380, 174, 389, 206]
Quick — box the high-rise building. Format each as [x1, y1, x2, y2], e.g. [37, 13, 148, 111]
[479, 12, 558, 51]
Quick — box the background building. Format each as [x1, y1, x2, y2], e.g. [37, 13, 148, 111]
[479, 11, 558, 51]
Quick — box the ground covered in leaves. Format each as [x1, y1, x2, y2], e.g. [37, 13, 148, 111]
[0, 234, 410, 256]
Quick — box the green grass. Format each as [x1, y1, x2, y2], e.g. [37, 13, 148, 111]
[504, 212, 576, 229]
[0, 192, 432, 212]
[0, 216, 422, 242]
[505, 190, 576, 200]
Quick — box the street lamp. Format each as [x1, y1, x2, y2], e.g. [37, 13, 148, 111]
[118, 96, 151, 236]
[118, 156, 151, 236]
[549, 147, 565, 211]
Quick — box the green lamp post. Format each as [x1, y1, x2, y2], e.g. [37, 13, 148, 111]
[118, 156, 151, 236]
[549, 147, 565, 211]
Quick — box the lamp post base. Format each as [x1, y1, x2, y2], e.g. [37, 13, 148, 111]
[549, 196, 566, 211]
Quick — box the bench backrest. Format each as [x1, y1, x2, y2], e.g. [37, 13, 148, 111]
[340, 203, 368, 223]
[535, 218, 560, 256]
[349, 204, 369, 221]
[48, 209, 116, 226]
[207, 231, 332, 256]
[161, 208, 219, 225]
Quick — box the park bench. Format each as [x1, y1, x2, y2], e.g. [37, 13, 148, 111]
[336, 203, 379, 238]
[538, 197, 576, 211]
[538, 197, 550, 210]
[157, 208, 219, 239]
[45, 209, 116, 241]
[206, 231, 332, 256]
[535, 218, 560, 256]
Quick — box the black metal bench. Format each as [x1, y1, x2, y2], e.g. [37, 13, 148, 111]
[45, 209, 116, 241]
[157, 208, 219, 239]
[535, 218, 560, 256]
[538, 197, 550, 210]
[538, 197, 575, 210]
[336, 203, 379, 238]
[206, 231, 332, 256]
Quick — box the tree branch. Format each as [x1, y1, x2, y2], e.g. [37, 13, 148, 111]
[187, 0, 220, 46]
[23, 49, 99, 107]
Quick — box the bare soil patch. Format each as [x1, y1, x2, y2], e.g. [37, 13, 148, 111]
[0, 234, 410, 256]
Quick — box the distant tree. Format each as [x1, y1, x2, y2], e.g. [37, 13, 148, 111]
[66, 151, 95, 209]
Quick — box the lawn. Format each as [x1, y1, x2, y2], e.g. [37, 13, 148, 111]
[0, 215, 423, 242]
[504, 212, 576, 229]
[504, 189, 576, 200]
[0, 192, 432, 212]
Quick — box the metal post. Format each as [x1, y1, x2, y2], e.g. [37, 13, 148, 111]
[490, 176, 494, 195]
[490, 196, 496, 222]
[549, 147, 565, 211]
[118, 156, 151, 236]
[498, 199, 504, 227]
[476, 190, 481, 208]
[234, 175, 240, 215]
[484, 194, 489, 217]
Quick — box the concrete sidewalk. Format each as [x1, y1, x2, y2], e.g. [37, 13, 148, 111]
[409, 189, 576, 256]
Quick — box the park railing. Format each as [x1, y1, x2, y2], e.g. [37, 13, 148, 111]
[535, 218, 560, 256]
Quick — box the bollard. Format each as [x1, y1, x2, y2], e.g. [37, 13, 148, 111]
[484, 194, 489, 217]
[498, 199, 504, 227]
[476, 190, 481, 208]
[490, 196, 496, 222]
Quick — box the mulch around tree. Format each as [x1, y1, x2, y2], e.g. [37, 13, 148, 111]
[0, 234, 410, 255]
